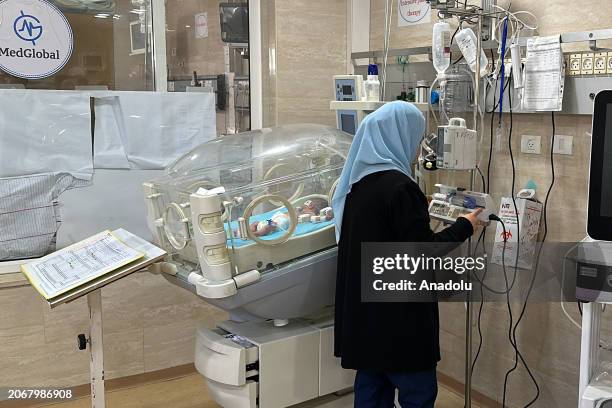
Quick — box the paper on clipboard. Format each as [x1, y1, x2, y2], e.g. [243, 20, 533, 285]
[21, 230, 164, 301]
[522, 35, 565, 112]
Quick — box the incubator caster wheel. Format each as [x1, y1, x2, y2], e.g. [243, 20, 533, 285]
[77, 334, 88, 350]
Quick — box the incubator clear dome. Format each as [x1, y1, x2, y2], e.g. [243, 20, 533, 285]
[144, 124, 352, 276]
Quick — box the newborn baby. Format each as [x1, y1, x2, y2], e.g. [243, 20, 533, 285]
[298, 197, 329, 216]
[250, 212, 290, 237]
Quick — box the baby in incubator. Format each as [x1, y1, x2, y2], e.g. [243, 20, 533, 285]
[244, 198, 334, 238]
[251, 212, 291, 237]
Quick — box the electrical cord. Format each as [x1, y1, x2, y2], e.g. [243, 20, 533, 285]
[502, 112, 556, 408]
[470, 226, 487, 381]
[489, 213, 537, 408]
[471, 71, 499, 379]
[502, 77, 532, 408]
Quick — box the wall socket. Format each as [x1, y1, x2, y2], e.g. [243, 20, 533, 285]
[595, 52, 608, 74]
[521, 135, 541, 154]
[569, 53, 582, 76]
[582, 53, 595, 75]
[567, 51, 612, 76]
[553, 135, 573, 155]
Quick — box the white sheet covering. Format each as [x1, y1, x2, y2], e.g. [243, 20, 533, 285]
[93, 92, 217, 169]
[0, 172, 85, 261]
[0, 90, 93, 180]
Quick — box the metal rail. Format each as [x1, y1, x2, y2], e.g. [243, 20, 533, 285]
[351, 29, 612, 62]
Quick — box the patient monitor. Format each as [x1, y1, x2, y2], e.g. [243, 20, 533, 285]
[576, 90, 612, 408]
[588, 90, 612, 241]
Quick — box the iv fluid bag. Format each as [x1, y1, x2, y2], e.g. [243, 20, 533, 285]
[433, 22, 451, 75]
[456, 28, 489, 77]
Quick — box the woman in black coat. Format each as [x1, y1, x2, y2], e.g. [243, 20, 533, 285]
[331, 101, 481, 407]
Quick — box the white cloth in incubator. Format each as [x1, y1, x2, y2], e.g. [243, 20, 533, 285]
[0, 90, 93, 180]
[93, 92, 217, 169]
[196, 186, 226, 196]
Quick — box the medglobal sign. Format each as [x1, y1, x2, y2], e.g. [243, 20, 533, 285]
[0, 0, 73, 79]
[0, 48, 61, 60]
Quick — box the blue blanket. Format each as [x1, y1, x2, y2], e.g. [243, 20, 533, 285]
[226, 208, 333, 247]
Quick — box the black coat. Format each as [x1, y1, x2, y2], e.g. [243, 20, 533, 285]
[334, 170, 474, 372]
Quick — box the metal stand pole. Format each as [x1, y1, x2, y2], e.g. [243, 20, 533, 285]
[464, 12, 484, 408]
[87, 290, 106, 408]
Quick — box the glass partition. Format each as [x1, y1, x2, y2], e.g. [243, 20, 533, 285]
[165, 0, 251, 135]
[0, 0, 155, 90]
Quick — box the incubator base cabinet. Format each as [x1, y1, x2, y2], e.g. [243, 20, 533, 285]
[143, 124, 356, 407]
[196, 319, 354, 408]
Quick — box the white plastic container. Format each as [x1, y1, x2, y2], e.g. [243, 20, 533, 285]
[455, 28, 489, 77]
[364, 64, 380, 102]
[432, 21, 451, 75]
[365, 76, 380, 102]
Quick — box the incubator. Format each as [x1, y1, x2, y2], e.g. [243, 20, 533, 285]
[144, 124, 350, 306]
[143, 124, 356, 408]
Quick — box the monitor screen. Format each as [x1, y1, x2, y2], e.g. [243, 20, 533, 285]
[340, 113, 356, 135]
[602, 104, 612, 217]
[588, 91, 612, 240]
[220, 3, 249, 43]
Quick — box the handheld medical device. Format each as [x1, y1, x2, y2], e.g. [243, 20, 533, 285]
[436, 118, 478, 170]
[428, 184, 496, 224]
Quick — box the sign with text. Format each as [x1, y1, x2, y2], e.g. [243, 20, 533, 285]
[398, 0, 431, 27]
[195, 12, 209, 39]
[0, 0, 73, 79]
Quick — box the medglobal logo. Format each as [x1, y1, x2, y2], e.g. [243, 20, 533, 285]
[0, 0, 73, 79]
[14, 10, 44, 45]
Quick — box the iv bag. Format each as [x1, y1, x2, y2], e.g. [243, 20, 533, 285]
[455, 28, 489, 77]
[433, 22, 451, 75]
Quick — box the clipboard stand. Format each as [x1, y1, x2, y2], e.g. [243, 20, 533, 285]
[42, 230, 167, 408]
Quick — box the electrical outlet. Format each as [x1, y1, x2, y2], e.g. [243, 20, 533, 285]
[570, 53, 582, 76]
[582, 53, 594, 75]
[595, 52, 608, 75]
[521, 135, 541, 154]
[553, 135, 573, 155]
[607, 51, 612, 75]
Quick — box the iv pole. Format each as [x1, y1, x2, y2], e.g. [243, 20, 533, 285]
[464, 12, 483, 408]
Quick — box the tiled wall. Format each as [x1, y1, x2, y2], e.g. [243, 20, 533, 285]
[369, 0, 605, 405]
[265, 0, 348, 127]
[0, 273, 227, 388]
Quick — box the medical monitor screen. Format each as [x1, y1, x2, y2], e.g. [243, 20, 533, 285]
[588, 91, 612, 240]
[602, 104, 612, 217]
[340, 113, 356, 135]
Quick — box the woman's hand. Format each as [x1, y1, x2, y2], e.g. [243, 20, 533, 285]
[460, 208, 484, 234]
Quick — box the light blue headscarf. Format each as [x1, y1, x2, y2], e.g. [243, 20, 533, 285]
[331, 101, 426, 242]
